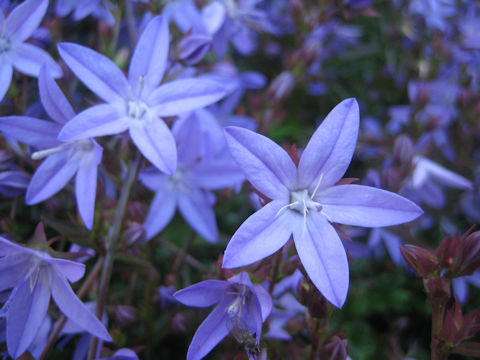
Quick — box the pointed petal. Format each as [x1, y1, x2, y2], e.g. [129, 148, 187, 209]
[224, 126, 295, 201]
[47, 259, 85, 283]
[298, 98, 359, 189]
[252, 284, 273, 321]
[6, 271, 51, 359]
[222, 200, 294, 268]
[49, 268, 111, 341]
[202, 1, 226, 34]
[148, 79, 227, 116]
[243, 291, 264, 343]
[139, 167, 168, 191]
[0, 115, 60, 148]
[58, 42, 129, 104]
[174, 280, 229, 307]
[0, 62, 13, 101]
[177, 188, 218, 243]
[75, 142, 102, 230]
[144, 188, 177, 239]
[192, 158, 245, 190]
[39, 67, 75, 124]
[0, 253, 30, 292]
[129, 15, 169, 97]
[5, 0, 48, 42]
[318, 184, 423, 227]
[186, 303, 229, 360]
[129, 119, 177, 174]
[26, 151, 80, 204]
[293, 213, 349, 307]
[0, 236, 30, 255]
[57, 104, 128, 141]
[13, 43, 62, 78]
[414, 156, 473, 190]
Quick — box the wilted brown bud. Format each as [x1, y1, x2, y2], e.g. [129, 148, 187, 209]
[401, 245, 439, 278]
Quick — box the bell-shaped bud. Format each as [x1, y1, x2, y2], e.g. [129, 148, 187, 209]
[267, 72, 295, 101]
[393, 134, 414, 164]
[176, 34, 212, 65]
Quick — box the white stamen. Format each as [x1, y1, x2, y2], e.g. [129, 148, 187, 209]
[137, 75, 145, 96]
[311, 172, 324, 199]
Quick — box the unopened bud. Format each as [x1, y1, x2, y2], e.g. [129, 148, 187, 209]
[176, 34, 212, 65]
[323, 335, 348, 360]
[459, 231, 480, 276]
[393, 134, 414, 164]
[267, 72, 295, 101]
[124, 222, 146, 245]
[400, 245, 439, 278]
[115, 305, 139, 326]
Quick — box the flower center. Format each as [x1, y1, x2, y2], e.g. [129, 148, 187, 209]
[289, 189, 323, 214]
[127, 100, 149, 121]
[0, 37, 10, 54]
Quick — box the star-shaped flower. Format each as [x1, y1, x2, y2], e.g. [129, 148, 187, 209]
[0, 0, 62, 100]
[222, 98, 423, 307]
[140, 113, 244, 241]
[174, 272, 272, 360]
[0, 235, 111, 359]
[57, 15, 227, 174]
[0, 67, 102, 229]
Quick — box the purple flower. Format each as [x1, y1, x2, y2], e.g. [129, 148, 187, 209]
[57, 15, 227, 174]
[56, 0, 115, 25]
[140, 114, 244, 241]
[0, 68, 103, 229]
[0, 236, 111, 359]
[0, 170, 29, 197]
[401, 155, 473, 208]
[0, 0, 62, 100]
[222, 99, 423, 307]
[174, 272, 272, 360]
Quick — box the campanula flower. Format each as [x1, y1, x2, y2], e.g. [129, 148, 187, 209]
[0, 67, 102, 229]
[57, 15, 227, 174]
[174, 272, 272, 360]
[140, 114, 244, 241]
[0, 0, 62, 100]
[222, 98, 423, 307]
[0, 236, 111, 359]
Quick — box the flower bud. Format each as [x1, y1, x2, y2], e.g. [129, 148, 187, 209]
[459, 231, 480, 276]
[323, 335, 348, 360]
[176, 34, 211, 65]
[267, 72, 295, 101]
[400, 245, 439, 278]
[393, 134, 414, 164]
[115, 305, 139, 326]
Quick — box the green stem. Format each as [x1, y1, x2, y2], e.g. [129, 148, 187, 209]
[86, 155, 141, 360]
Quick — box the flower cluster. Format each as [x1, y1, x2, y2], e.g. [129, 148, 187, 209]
[0, 0, 478, 359]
